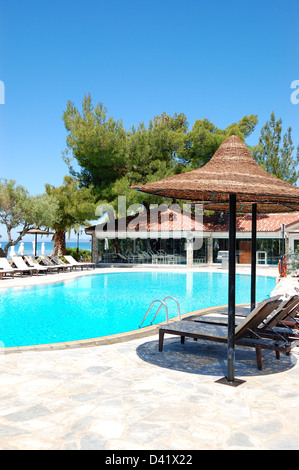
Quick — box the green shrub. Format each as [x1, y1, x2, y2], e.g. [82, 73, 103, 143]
[65, 247, 92, 261]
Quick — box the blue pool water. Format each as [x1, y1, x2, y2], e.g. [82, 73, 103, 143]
[0, 271, 276, 348]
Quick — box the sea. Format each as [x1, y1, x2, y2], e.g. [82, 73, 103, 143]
[1, 241, 91, 259]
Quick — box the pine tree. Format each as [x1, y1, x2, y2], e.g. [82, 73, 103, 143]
[251, 111, 299, 184]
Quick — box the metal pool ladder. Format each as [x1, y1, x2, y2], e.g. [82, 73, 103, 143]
[139, 296, 181, 328]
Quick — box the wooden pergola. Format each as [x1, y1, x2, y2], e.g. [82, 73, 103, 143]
[133, 135, 299, 383]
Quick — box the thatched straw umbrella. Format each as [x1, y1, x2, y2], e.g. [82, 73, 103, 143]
[24, 228, 54, 256]
[133, 135, 299, 383]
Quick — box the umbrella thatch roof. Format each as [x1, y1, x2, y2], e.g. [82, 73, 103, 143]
[26, 228, 54, 235]
[133, 135, 299, 213]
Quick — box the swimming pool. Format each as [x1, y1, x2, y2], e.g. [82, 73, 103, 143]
[0, 271, 276, 348]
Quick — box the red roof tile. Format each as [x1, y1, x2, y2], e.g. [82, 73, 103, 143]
[203, 212, 299, 232]
[93, 208, 299, 235]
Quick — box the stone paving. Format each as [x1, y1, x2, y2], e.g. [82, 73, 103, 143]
[0, 334, 298, 450]
[0, 266, 298, 450]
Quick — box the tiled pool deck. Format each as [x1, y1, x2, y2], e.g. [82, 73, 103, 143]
[0, 266, 298, 450]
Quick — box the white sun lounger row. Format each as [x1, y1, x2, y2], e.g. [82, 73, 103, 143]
[0, 255, 95, 279]
[0, 257, 39, 278]
[38, 255, 95, 272]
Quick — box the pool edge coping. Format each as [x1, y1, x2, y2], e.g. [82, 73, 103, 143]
[0, 265, 279, 290]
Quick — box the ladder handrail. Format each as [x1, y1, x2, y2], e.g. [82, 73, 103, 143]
[139, 299, 168, 329]
[163, 296, 181, 320]
[139, 296, 181, 328]
[150, 296, 181, 325]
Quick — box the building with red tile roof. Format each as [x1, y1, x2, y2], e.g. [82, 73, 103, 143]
[86, 207, 299, 266]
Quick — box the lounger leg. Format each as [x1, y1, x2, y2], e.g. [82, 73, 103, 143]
[276, 350, 280, 360]
[181, 336, 185, 344]
[159, 331, 165, 352]
[255, 345, 263, 370]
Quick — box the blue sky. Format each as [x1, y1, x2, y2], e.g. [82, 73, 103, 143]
[0, 0, 299, 240]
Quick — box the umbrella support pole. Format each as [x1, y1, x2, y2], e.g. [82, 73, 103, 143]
[220, 194, 245, 386]
[227, 194, 236, 383]
[251, 203, 257, 311]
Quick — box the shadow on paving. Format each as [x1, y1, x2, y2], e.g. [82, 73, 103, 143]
[136, 337, 297, 377]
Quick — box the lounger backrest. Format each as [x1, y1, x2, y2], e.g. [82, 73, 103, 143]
[65, 255, 78, 264]
[40, 255, 55, 265]
[50, 256, 65, 265]
[262, 295, 299, 328]
[234, 296, 282, 340]
[25, 256, 36, 266]
[0, 258, 13, 270]
[12, 256, 28, 269]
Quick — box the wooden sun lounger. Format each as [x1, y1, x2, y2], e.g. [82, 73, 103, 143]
[24, 256, 49, 274]
[12, 256, 38, 276]
[64, 255, 95, 270]
[31, 256, 61, 273]
[0, 258, 25, 277]
[0, 268, 15, 279]
[159, 297, 299, 370]
[159, 321, 298, 371]
[39, 256, 66, 273]
[188, 295, 299, 340]
[27, 256, 60, 273]
[49, 256, 73, 272]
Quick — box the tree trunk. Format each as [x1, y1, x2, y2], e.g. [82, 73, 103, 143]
[3, 227, 26, 257]
[52, 230, 66, 257]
